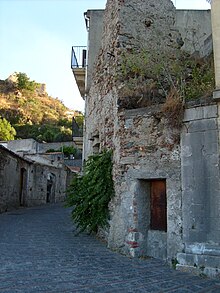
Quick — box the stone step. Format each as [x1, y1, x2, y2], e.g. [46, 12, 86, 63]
[177, 251, 220, 278]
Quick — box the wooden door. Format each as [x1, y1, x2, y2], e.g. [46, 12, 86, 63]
[150, 180, 167, 232]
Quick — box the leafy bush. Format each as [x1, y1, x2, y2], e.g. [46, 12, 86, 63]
[54, 127, 72, 142]
[46, 146, 77, 157]
[66, 150, 115, 234]
[183, 57, 215, 100]
[14, 124, 72, 142]
[57, 118, 72, 128]
[0, 117, 16, 140]
[60, 145, 77, 157]
[16, 72, 36, 91]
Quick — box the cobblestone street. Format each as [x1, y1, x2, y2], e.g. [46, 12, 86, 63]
[0, 204, 220, 293]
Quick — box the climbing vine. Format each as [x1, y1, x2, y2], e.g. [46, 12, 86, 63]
[66, 150, 115, 234]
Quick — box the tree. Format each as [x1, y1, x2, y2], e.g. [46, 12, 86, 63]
[75, 115, 84, 130]
[54, 127, 72, 142]
[16, 72, 36, 91]
[0, 117, 16, 140]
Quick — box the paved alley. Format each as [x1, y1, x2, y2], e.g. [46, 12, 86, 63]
[0, 204, 220, 293]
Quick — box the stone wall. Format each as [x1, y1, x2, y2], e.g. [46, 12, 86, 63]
[26, 163, 67, 207]
[8, 138, 38, 154]
[83, 3, 214, 160]
[108, 106, 182, 260]
[84, 0, 220, 276]
[84, 0, 180, 159]
[85, 10, 104, 94]
[175, 10, 212, 57]
[38, 141, 76, 154]
[7, 139, 76, 155]
[177, 101, 220, 278]
[0, 145, 68, 213]
[181, 104, 220, 244]
[85, 0, 183, 260]
[211, 0, 220, 89]
[0, 146, 30, 212]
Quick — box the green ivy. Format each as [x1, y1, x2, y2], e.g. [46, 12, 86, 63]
[66, 150, 115, 234]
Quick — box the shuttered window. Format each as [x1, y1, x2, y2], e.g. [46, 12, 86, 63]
[150, 180, 167, 232]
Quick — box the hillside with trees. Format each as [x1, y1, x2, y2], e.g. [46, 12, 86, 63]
[0, 72, 83, 142]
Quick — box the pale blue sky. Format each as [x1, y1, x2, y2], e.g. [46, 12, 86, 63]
[0, 0, 211, 112]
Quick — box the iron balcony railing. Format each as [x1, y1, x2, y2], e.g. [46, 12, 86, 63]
[71, 46, 87, 69]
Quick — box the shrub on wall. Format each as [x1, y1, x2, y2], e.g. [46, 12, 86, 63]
[117, 49, 215, 110]
[161, 88, 184, 129]
[66, 150, 115, 234]
[46, 146, 79, 158]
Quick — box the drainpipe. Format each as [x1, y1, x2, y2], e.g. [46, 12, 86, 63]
[84, 12, 90, 32]
[211, 0, 220, 99]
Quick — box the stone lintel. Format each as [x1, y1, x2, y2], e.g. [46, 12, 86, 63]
[213, 89, 220, 101]
[183, 105, 218, 122]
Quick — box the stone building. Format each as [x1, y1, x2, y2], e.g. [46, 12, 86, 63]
[73, 0, 220, 278]
[0, 145, 30, 212]
[6, 138, 77, 154]
[5, 138, 82, 170]
[0, 144, 69, 213]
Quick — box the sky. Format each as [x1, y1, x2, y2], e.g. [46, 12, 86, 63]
[0, 0, 211, 112]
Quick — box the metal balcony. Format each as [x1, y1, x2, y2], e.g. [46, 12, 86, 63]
[71, 46, 87, 98]
[71, 46, 87, 68]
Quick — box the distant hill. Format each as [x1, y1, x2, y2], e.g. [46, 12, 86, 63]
[0, 73, 83, 142]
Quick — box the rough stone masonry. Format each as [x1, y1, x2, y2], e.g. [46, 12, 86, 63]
[84, 0, 220, 277]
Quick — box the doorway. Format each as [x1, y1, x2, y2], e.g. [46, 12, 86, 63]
[19, 168, 27, 206]
[46, 173, 56, 203]
[150, 180, 167, 232]
[136, 178, 167, 259]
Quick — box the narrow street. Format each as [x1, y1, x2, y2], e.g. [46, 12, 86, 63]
[0, 204, 219, 293]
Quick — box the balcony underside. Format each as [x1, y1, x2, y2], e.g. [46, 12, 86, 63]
[72, 68, 86, 97]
